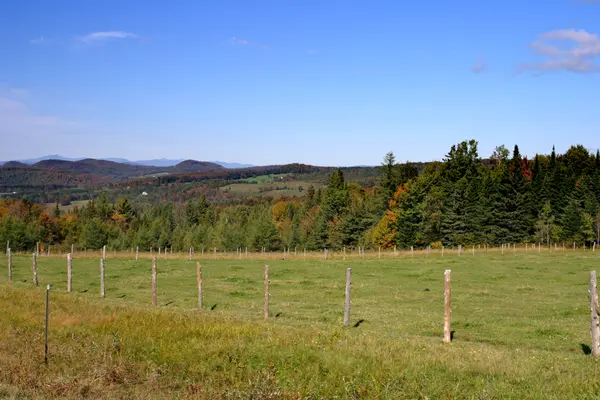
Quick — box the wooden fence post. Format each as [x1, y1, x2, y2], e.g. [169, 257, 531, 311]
[152, 257, 157, 306]
[590, 271, 600, 356]
[344, 268, 352, 327]
[44, 284, 50, 364]
[136, 246, 139, 261]
[378, 247, 381, 259]
[264, 265, 269, 320]
[442, 246, 444, 257]
[102, 245, 106, 260]
[444, 269, 452, 343]
[197, 263, 203, 309]
[411, 246, 414, 257]
[7, 248, 11, 282]
[67, 253, 72, 293]
[100, 259, 105, 297]
[33, 253, 38, 286]
[189, 247, 192, 261]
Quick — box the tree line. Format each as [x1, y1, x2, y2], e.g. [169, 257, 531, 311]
[1, 140, 599, 252]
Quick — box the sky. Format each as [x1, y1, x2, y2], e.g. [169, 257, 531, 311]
[0, 0, 599, 166]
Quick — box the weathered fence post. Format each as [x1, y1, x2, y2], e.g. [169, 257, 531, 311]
[33, 253, 38, 286]
[444, 269, 452, 343]
[411, 246, 414, 257]
[7, 248, 12, 282]
[36, 242, 40, 257]
[344, 268, 352, 327]
[44, 284, 50, 364]
[264, 265, 269, 320]
[152, 257, 157, 306]
[189, 247, 192, 261]
[197, 263, 203, 309]
[343, 246, 346, 261]
[378, 247, 381, 259]
[136, 246, 139, 261]
[67, 253, 72, 293]
[590, 271, 600, 356]
[102, 245, 106, 260]
[100, 259, 105, 297]
[442, 246, 444, 257]
[214, 247, 217, 260]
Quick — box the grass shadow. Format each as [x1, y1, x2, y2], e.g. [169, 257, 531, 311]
[581, 343, 592, 355]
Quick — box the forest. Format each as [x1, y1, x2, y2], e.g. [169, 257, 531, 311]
[1, 140, 599, 252]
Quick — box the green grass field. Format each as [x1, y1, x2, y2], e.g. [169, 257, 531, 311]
[220, 173, 323, 198]
[2, 249, 600, 398]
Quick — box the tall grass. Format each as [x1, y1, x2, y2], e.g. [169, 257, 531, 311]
[1, 250, 600, 398]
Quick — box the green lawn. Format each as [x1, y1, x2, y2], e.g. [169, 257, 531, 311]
[2, 250, 600, 398]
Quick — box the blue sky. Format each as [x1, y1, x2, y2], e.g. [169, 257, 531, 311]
[1, 0, 599, 166]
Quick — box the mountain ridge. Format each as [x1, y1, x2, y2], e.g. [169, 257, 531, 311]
[0, 155, 253, 169]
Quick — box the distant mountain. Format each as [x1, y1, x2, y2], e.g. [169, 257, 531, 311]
[1, 158, 226, 183]
[214, 161, 254, 169]
[0, 155, 253, 169]
[134, 158, 184, 167]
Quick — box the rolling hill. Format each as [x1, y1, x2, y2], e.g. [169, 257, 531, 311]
[0, 158, 226, 185]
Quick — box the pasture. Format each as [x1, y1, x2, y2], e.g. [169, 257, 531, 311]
[2, 249, 600, 398]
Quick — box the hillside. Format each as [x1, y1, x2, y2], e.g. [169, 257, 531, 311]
[1, 158, 226, 183]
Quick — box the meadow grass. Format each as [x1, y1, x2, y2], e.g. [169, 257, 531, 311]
[2, 249, 600, 398]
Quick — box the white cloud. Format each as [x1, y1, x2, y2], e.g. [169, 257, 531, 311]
[226, 37, 267, 49]
[79, 31, 138, 43]
[520, 28, 600, 73]
[229, 37, 251, 46]
[30, 36, 46, 45]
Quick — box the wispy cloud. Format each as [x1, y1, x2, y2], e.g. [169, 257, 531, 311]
[471, 58, 486, 73]
[226, 37, 267, 49]
[30, 36, 46, 45]
[519, 28, 600, 73]
[229, 37, 250, 46]
[0, 85, 77, 134]
[79, 31, 138, 43]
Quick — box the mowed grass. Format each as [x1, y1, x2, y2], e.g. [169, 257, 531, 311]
[2, 250, 600, 398]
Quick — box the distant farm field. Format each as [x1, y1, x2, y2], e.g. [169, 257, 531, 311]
[220, 174, 324, 198]
[2, 249, 600, 398]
